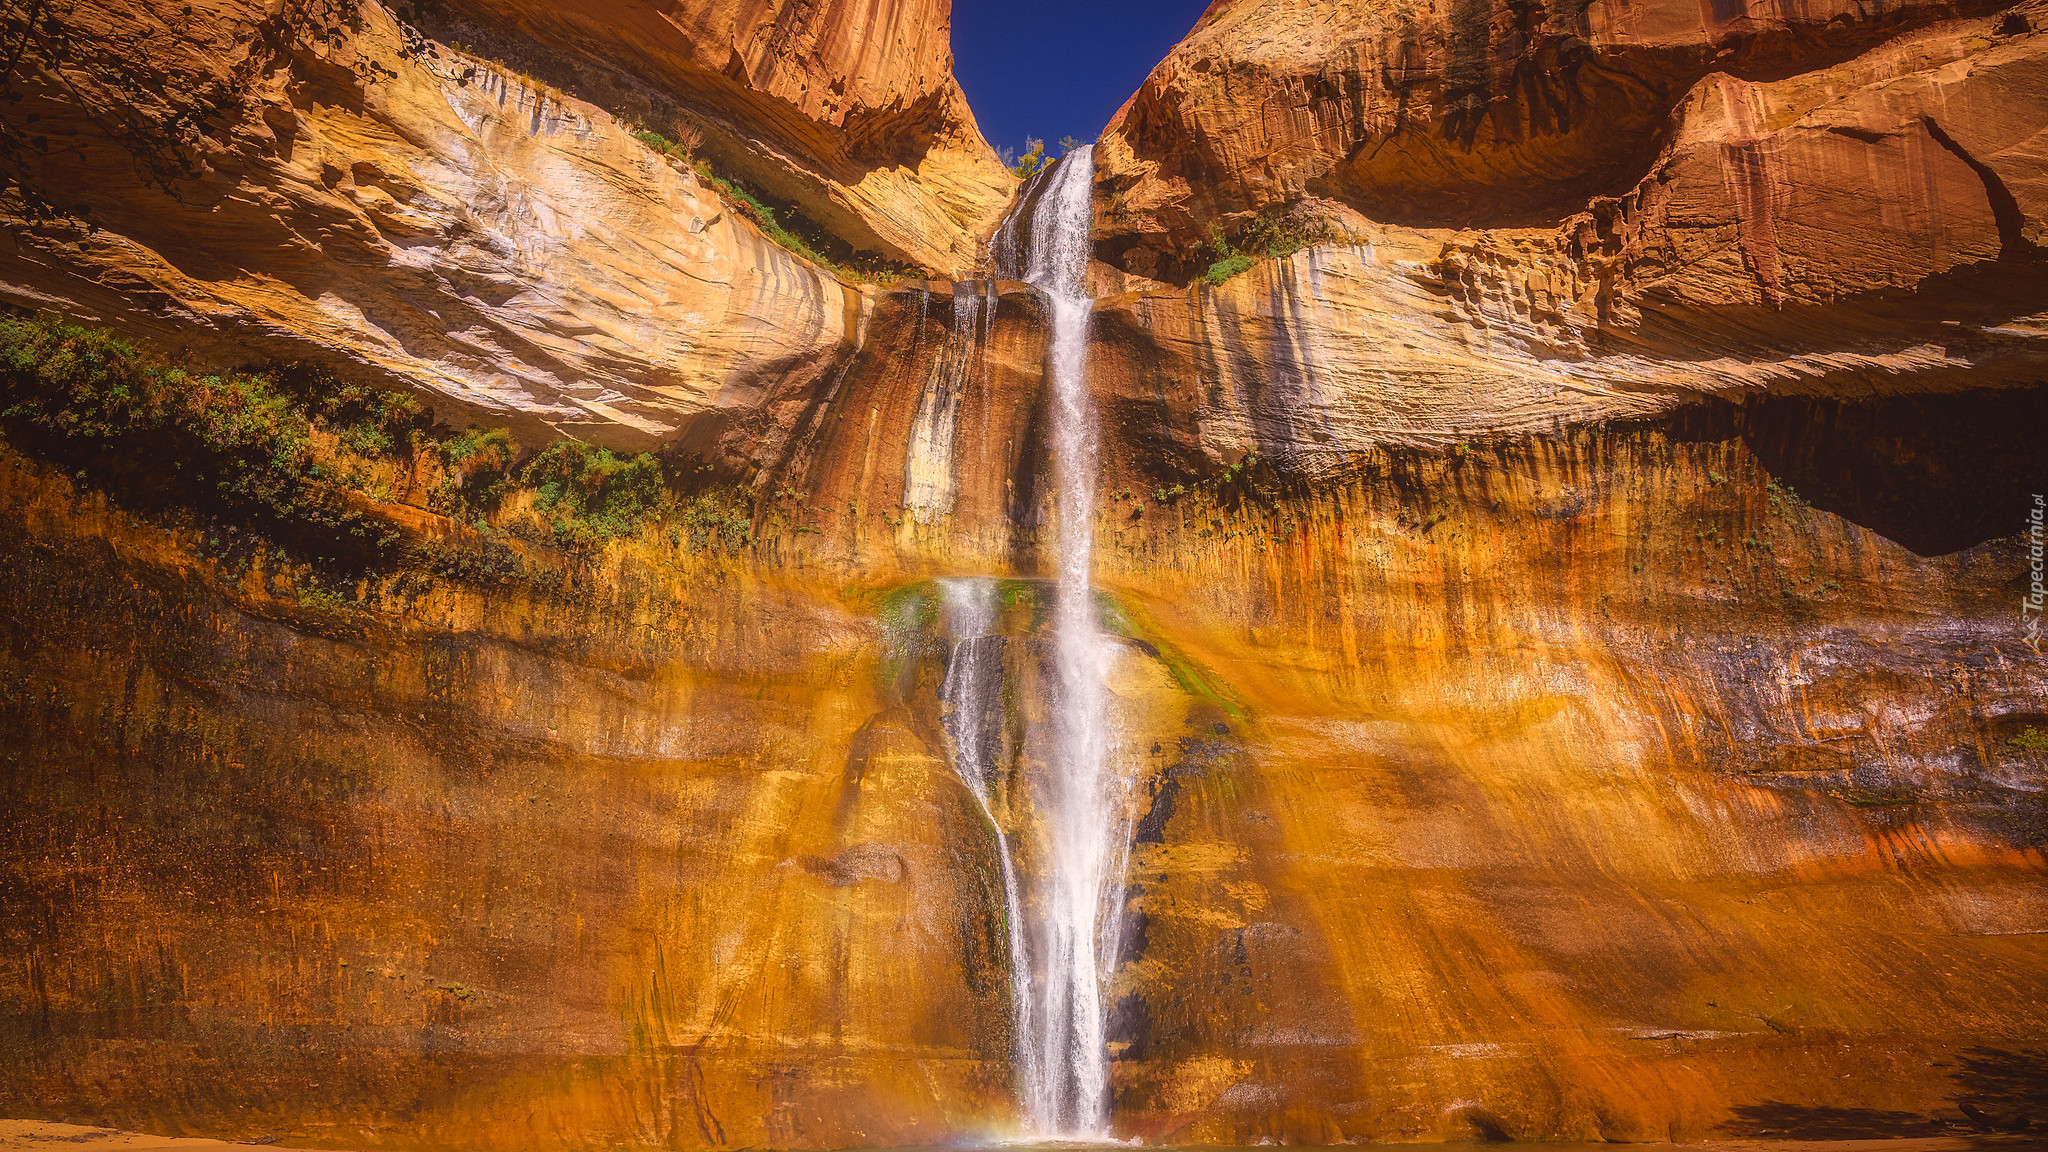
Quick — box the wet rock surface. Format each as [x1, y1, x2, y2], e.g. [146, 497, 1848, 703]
[1, 375, 2043, 1143]
[0, 0, 2045, 1146]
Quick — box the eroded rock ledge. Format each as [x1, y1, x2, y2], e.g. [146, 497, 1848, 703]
[1096, 0, 2042, 268]
[0, 0, 1006, 445]
[407, 0, 1015, 273]
[1079, 1, 2048, 477]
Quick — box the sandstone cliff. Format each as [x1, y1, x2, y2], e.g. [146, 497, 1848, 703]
[1, 367, 2041, 1145]
[1096, 0, 2035, 270]
[0, 0, 1008, 445]
[0, 0, 2045, 1146]
[410, 0, 1015, 272]
[1087, 1, 2048, 472]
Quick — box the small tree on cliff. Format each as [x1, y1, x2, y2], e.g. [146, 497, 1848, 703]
[1008, 137, 1045, 179]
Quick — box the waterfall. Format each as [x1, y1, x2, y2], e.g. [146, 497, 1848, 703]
[935, 578, 1040, 1118]
[904, 284, 985, 523]
[1017, 145, 1127, 1139]
[947, 146, 1124, 1139]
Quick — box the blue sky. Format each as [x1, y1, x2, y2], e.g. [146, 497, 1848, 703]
[951, 1, 1213, 163]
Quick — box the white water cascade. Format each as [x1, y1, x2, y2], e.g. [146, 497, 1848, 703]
[1017, 145, 1129, 1139]
[938, 146, 1128, 1140]
[935, 577, 1040, 1117]
[904, 284, 985, 523]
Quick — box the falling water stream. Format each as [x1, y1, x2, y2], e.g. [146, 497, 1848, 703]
[965, 145, 1126, 1140]
[936, 578, 1041, 1122]
[1023, 145, 1125, 1140]
[934, 147, 1125, 1140]
[904, 284, 985, 523]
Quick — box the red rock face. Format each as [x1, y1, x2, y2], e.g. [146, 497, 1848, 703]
[1603, 22, 2048, 310]
[429, 0, 957, 142]
[0, 0, 2045, 1146]
[1096, 0, 2036, 278]
[1084, 0, 2048, 485]
[0, 0, 1007, 443]
[413, 0, 1014, 270]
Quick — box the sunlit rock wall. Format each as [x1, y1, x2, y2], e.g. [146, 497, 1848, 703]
[1085, 2, 2048, 473]
[0, 0, 1003, 445]
[411, 0, 1016, 273]
[1, 0, 2046, 1145]
[0, 443, 1016, 1149]
[3, 295, 2042, 1145]
[1096, 0, 2041, 268]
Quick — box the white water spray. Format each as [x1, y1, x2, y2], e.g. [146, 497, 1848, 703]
[935, 578, 1040, 1117]
[1017, 145, 1127, 1138]
[943, 147, 1127, 1139]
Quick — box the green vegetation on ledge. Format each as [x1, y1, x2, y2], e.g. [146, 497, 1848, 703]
[629, 128, 919, 284]
[0, 315, 764, 606]
[0, 313, 408, 565]
[426, 30, 927, 285]
[1194, 209, 1336, 287]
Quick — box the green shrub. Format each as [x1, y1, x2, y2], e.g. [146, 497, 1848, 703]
[2011, 726, 2048, 752]
[676, 488, 752, 551]
[419, 537, 525, 585]
[445, 426, 515, 470]
[520, 439, 664, 547]
[295, 586, 363, 614]
[1205, 254, 1254, 286]
[1191, 209, 1334, 287]
[1008, 138, 1046, 179]
[631, 123, 702, 161]
[314, 381, 430, 457]
[626, 131, 914, 282]
[0, 314, 401, 561]
[632, 129, 683, 158]
[434, 426, 517, 519]
[1234, 212, 1321, 263]
[0, 314, 771, 576]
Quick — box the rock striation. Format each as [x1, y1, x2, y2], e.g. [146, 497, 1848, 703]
[413, 0, 1015, 273]
[1095, 0, 2036, 271]
[1087, 0, 2048, 470]
[0, 0, 1008, 444]
[0, 0, 2045, 1147]
[1, 377, 2042, 1145]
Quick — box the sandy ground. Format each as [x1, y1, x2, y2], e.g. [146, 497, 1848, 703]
[0, 1120, 2034, 1150]
[0, 1122, 336, 1150]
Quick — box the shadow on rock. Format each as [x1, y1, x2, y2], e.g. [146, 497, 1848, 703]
[1724, 1102, 1950, 1139]
[1724, 1049, 2047, 1141]
[1954, 1047, 2048, 1133]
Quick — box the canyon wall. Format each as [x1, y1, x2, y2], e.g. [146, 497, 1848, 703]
[1, 0, 2046, 1147]
[408, 0, 1014, 272]
[2, 364, 2043, 1144]
[1096, 0, 2043, 265]
[0, 0, 1007, 446]
[1091, 1, 2048, 468]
